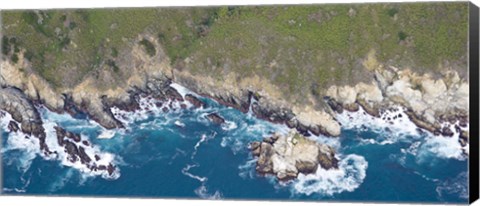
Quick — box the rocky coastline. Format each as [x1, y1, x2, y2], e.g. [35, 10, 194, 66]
[0, 87, 118, 178]
[0, 34, 470, 181]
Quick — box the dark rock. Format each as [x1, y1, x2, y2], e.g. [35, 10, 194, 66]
[251, 103, 291, 124]
[162, 107, 169, 113]
[107, 164, 115, 176]
[441, 127, 454, 137]
[95, 154, 101, 161]
[317, 149, 338, 170]
[78, 146, 92, 164]
[459, 118, 468, 128]
[55, 126, 66, 146]
[180, 104, 187, 109]
[65, 131, 81, 142]
[155, 102, 163, 107]
[185, 94, 205, 108]
[459, 131, 469, 147]
[357, 99, 380, 117]
[404, 110, 440, 135]
[325, 96, 343, 113]
[296, 123, 310, 136]
[82, 140, 90, 146]
[165, 87, 184, 102]
[206, 113, 225, 124]
[7, 121, 19, 132]
[62, 93, 88, 118]
[256, 142, 274, 174]
[64, 141, 79, 163]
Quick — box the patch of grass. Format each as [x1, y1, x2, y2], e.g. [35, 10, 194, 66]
[2, 36, 10, 55]
[106, 59, 119, 72]
[11, 54, 19, 64]
[1, 3, 468, 98]
[387, 8, 399, 17]
[398, 31, 408, 41]
[111, 47, 118, 57]
[139, 38, 156, 57]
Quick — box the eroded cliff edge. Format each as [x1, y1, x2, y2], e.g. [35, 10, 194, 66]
[1, 30, 470, 138]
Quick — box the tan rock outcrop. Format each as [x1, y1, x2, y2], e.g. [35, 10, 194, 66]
[250, 131, 338, 181]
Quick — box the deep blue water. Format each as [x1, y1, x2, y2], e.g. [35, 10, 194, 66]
[1, 93, 469, 203]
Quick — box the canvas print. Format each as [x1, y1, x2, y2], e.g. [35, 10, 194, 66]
[0, 2, 477, 204]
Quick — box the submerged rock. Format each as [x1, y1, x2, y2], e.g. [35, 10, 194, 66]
[206, 113, 225, 124]
[250, 130, 338, 181]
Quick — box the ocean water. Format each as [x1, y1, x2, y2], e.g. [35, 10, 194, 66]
[0, 85, 469, 203]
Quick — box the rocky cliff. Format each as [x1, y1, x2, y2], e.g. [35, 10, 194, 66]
[1, 33, 470, 142]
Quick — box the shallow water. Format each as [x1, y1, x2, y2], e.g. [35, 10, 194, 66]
[1, 86, 468, 203]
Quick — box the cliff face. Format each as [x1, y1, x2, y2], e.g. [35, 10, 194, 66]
[1, 34, 173, 129]
[0, 33, 470, 140]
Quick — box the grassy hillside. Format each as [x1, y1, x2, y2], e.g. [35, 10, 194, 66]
[1, 3, 468, 102]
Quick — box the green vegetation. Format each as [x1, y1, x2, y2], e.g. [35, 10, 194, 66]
[387, 8, 399, 17]
[398, 31, 408, 41]
[1, 8, 217, 87]
[139, 38, 156, 57]
[1, 3, 468, 101]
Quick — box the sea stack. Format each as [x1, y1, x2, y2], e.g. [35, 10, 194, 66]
[249, 130, 338, 181]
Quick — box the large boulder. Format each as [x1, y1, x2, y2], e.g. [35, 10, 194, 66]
[250, 130, 338, 181]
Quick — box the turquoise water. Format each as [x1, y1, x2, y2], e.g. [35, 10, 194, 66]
[1, 92, 469, 203]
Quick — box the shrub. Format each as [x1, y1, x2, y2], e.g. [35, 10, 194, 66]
[139, 38, 156, 57]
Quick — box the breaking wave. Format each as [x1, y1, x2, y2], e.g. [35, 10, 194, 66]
[336, 106, 468, 161]
[291, 154, 368, 196]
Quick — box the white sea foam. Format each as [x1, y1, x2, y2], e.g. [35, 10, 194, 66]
[1, 111, 40, 172]
[98, 129, 116, 139]
[194, 185, 223, 200]
[3, 188, 26, 193]
[192, 133, 216, 159]
[42, 120, 120, 179]
[291, 154, 368, 196]
[336, 106, 468, 160]
[1, 109, 120, 180]
[337, 106, 420, 140]
[435, 172, 468, 200]
[174, 120, 185, 127]
[170, 83, 192, 98]
[416, 135, 466, 162]
[221, 120, 237, 131]
[238, 159, 257, 179]
[182, 164, 207, 182]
